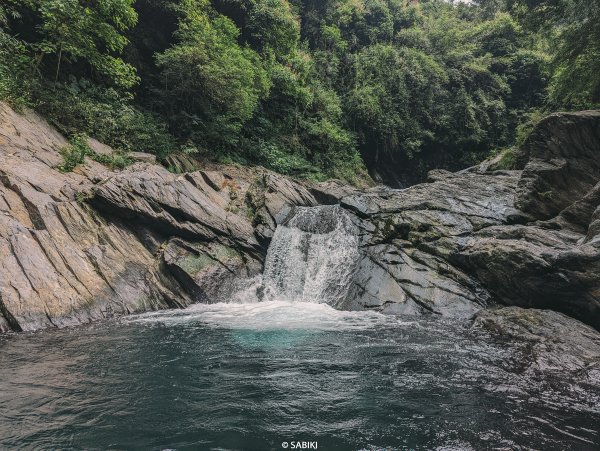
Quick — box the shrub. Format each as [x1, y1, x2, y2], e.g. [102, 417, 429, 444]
[58, 134, 134, 172]
[497, 147, 518, 170]
[36, 81, 176, 159]
[0, 31, 35, 109]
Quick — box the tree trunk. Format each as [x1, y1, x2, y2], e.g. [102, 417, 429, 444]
[54, 47, 62, 90]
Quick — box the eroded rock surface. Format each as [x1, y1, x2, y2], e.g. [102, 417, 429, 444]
[1, 102, 600, 333]
[332, 111, 600, 329]
[516, 110, 600, 220]
[472, 307, 600, 380]
[0, 103, 316, 332]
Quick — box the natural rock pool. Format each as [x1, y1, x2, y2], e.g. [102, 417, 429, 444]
[1, 301, 599, 450]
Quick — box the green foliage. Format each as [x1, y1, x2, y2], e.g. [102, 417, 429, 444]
[247, 0, 300, 57]
[58, 134, 91, 172]
[1, 0, 139, 91]
[509, 0, 600, 109]
[548, 1, 600, 108]
[0, 33, 34, 109]
[34, 0, 139, 89]
[1, 0, 176, 160]
[37, 81, 176, 158]
[0, 1, 36, 108]
[496, 147, 518, 170]
[58, 134, 133, 172]
[515, 108, 546, 146]
[91, 150, 134, 170]
[155, 0, 270, 150]
[1, 0, 597, 185]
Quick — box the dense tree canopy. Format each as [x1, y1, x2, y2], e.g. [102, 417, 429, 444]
[509, 0, 600, 108]
[1, 0, 598, 185]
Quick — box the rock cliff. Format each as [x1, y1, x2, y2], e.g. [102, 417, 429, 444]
[1, 103, 599, 333]
[339, 111, 600, 329]
[0, 103, 317, 332]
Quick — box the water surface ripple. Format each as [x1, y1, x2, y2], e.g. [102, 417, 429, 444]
[0, 302, 599, 450]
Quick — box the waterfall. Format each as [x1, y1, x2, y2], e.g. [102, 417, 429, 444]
[261, 205, 360, 307]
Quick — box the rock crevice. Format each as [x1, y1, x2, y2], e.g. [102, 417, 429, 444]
[1, 102, 600, 332]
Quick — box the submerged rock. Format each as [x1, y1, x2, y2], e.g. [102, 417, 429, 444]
[472, 307, 600, 380]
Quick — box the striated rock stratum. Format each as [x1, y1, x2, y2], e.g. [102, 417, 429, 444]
[1, 103, 599, 332]
[341, 111, 600, 329]
[0, 102, 317, 332]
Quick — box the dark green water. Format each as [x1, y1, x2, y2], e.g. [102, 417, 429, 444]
[0, 301, 598, 450]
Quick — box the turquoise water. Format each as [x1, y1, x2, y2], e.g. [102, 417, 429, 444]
[0, 301, 598, 450]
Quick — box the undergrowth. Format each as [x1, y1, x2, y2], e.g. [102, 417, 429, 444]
[58, 134, 133, 173]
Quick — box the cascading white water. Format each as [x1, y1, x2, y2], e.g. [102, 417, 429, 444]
[261, 205, 360, 307]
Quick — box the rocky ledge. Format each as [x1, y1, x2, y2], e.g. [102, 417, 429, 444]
[0, 102, 318, 332]
[472, 307, 600, 382]
[1, 102, 600, 338]
[339, 111, 600, 332]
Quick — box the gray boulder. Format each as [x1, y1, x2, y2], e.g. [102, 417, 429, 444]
[472, 307, 600, 379]
[516, 111, 600, 220]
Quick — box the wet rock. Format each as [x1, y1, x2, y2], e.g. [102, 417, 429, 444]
[472, 307, 600, 379]
[516, 111, 600, 220]
[346, 243, 491, 317]
[245, 171, 318, 242]
[450, 225, 600, 329]
[162, 238, 262, 303]
[0, 104, 189, 332]
[341, 171, 519, 317]
[308, 179, 364, 204]
[0, 102, 316, 332]
[336, 113, 600, 328]
[586, 205, 600, 244]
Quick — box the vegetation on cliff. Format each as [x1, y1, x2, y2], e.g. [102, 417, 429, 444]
[1, 0, 598, 184]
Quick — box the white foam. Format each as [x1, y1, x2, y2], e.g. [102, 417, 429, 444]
[127, 300, 412, 332]
[128, 206, 394, 332]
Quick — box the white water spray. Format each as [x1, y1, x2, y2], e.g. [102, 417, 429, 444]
[130, 206, 390, 330]
[261, 205, 360, 307]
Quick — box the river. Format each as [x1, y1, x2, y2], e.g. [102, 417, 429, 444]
[1, 301, 599, 449]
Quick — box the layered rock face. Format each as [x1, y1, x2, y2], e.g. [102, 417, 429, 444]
[339, 111, 600, 329]
[328, 112, 600, 328]
[472, 307, 600, 380]
[0, 103, 317, 332]
[1, 102, 599, 333]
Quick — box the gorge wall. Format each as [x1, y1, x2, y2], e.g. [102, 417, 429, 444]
[1, 103, 599, 332]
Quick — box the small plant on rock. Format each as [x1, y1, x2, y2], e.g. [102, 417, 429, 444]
[58, 134, 133, 172]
